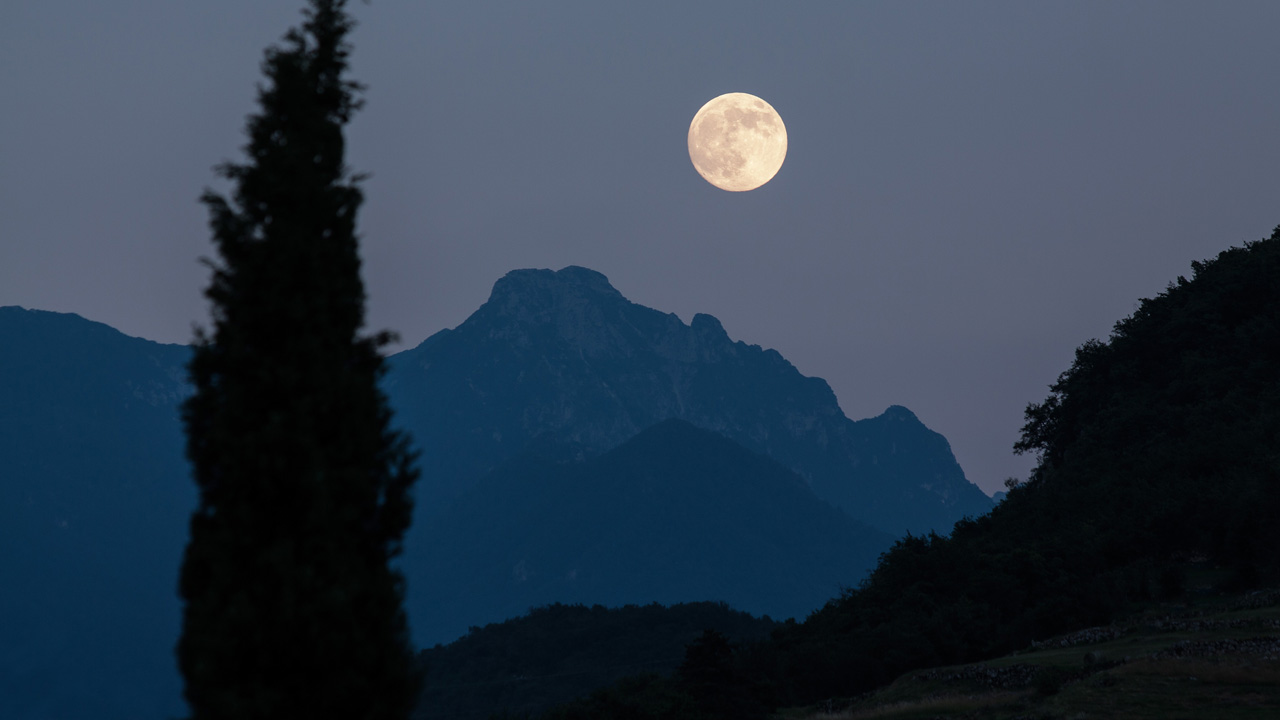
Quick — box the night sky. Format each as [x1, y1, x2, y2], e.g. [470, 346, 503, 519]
[4, 1, 1278, 494]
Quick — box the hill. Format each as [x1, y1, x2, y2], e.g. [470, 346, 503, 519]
[410, 419, 893, 644]
[763, 226, 1280, 703]
[413, 601, 778, 720]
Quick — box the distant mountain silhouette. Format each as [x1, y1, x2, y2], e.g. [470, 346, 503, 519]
[386, 266, 992, 536]
[0, 306, 193, 720]
[411, 418, 892, 644]
[0, 272, 991, 714]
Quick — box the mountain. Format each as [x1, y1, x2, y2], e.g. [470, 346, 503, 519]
[497, 234, 1280, 720]
[410, 419, 893, 644]
[0, 268, 988, 715]
[385, 266, 991, 536]
[0, 306, 193, 720]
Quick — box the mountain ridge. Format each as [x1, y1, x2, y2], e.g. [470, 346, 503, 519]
[0, 305, 194, 720]
[0, 272, 989, 715]
[386, 265, 992, 536]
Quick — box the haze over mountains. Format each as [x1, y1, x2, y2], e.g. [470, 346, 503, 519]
[1, 265, 991, 718]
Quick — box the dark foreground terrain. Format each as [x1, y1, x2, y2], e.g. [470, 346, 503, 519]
[784, 584, 1280, 720]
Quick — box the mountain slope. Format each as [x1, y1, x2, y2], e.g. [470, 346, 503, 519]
[0, 306, 194, 720]
[386, 266, 991, 536]
[411, 419, 893, 644]
[762, 228, 1280, 705]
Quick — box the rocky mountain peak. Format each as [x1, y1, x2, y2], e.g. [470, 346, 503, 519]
[471, 267, 640, 356]
[388, 265, 993, 536]
[879, 405, 921, 423]
[690, 312, 729, 342]
[486, 266, 624, 312]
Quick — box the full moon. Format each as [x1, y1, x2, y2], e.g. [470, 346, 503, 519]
[687, 92, 788, 192]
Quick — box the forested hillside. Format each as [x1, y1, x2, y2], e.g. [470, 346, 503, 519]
[536, 227, 1280, 717]
[413, 602, 777, 720]
[767, 226, 1280, 702]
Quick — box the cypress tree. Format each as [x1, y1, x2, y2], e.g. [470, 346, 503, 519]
[177, 1, 420, 717]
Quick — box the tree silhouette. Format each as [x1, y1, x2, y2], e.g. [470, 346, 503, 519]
[177, 1, 420, 717]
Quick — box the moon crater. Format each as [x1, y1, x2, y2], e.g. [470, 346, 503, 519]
[688, 92, 787, 192]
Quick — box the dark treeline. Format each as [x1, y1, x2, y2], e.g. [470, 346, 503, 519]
[530, 227, 1280, 718]
[541, 628, 773, 720]
[412, 602, 777, 720]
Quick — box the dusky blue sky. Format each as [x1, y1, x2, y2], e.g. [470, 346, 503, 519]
[3, 1, 1278, 493]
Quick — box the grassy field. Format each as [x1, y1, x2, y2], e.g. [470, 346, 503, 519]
[784, 588, 1280, 720]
